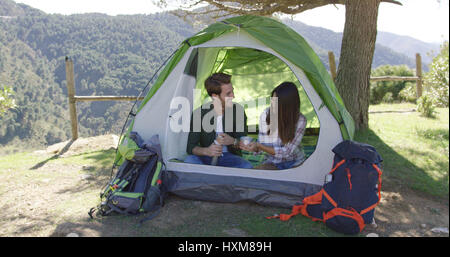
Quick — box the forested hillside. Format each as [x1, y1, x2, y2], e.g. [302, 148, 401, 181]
[377, 31, 440, 64]
[0, 0, 431, 149]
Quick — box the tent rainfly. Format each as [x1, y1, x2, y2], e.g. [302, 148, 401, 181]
[114, 15, 355, 208]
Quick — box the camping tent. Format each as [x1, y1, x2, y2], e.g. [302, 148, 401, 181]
[115, 15, 355, 208]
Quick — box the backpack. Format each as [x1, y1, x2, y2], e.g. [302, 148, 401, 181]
[268, 140, 383, 235]
[88, 132, 168, 224]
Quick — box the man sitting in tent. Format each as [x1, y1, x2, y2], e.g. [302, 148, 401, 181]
[184, 73, 253, 169]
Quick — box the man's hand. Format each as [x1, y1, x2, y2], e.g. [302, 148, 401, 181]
[216, 133, 235, 146]
[204, 143, 223, 157]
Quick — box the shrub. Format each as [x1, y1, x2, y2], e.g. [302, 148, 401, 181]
[0, 86, 16, 116]
[423, 41, 449, 107]
[398, 82, 418, 103]
[382, 92, 394, 103]
[417, 95, 436, 118]
[370, 65, 416, 104]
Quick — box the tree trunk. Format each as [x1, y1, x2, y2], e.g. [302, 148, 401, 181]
[335, 0, 380, 131]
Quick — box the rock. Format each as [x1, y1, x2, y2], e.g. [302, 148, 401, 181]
[80, 174, 93, 180]
[366, 233, 379, 237]
[33, 150, 47, 155]
[111, 134, 119, 147]
[430, 227, 449, 234]
[370, 218, 378, 229]
[82, 165, 94, 170]
[223, 228, 248, 237]
[66, 232, 79, 237]
[420, 224, 427, 229]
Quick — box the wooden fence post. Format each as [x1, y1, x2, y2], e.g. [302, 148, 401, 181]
[65, 57, 78, 140]
[328, 51, 337, 82]
[415, 53, 423, 98]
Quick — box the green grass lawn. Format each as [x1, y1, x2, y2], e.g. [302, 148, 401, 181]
[357, 103, 449, 199]
[0, 103, 448, 237]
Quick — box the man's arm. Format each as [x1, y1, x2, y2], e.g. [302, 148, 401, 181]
[191, 146, 205, 156]
[187, 108, 222, 157]
[192, 145, 222, 157]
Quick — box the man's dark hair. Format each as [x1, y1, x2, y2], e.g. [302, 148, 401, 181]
[204, 73, 232, 96]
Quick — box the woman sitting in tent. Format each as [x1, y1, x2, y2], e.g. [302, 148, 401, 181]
[240, 82, 307, 170]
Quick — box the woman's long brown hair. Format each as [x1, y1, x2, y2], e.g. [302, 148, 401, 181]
[266, 82, 300, 144]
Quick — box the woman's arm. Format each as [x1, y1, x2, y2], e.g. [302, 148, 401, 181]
[239, 141, 275, 155]
[255, 107, 274, 155]
[256, 143, 275, 156]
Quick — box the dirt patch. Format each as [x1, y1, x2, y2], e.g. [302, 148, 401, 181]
[367, 187, 449, 237]
[33, 134, 119, 157]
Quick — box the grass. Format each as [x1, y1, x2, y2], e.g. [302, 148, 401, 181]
[0, 148, 117, 236]
[356, 103, 449, 200]
[0, 103, 448, 237]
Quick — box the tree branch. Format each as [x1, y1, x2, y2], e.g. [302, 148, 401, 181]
[381, 0, 402, 5]
[163, 0, 403, 23]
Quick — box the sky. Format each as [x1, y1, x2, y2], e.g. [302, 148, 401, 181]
[14, 0, 449, 44]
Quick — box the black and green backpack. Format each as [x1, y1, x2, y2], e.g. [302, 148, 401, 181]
[89, 132, 168, 224]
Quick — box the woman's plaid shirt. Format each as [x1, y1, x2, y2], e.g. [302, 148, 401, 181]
[258, 108, 307, 164]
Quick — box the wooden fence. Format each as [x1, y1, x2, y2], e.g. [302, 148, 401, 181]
[327, 52, 423, 97]
[65, 57, 144, 140]
[65, 52, 424, 141]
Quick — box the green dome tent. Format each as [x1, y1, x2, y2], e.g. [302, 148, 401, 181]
[114, 15, 355, 207]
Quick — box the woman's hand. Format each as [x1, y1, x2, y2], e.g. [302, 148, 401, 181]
[239, 141, 258, 152]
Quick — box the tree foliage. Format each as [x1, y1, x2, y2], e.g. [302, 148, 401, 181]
[0, 86, 16, 116]
[424, 41, 449, 107]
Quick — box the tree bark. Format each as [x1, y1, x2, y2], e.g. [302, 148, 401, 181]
[335, 0, 380, 131]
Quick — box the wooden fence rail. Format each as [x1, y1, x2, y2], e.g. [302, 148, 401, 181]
[73, 96, 145, 102]
[327, 51, 423, 98]
[65, 57, 143, 140]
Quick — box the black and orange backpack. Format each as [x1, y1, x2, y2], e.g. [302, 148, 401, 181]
[268, 140, 383, 235]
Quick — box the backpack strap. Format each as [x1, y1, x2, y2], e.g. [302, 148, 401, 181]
[360, 163, 383, 215]
[139, 183, 167, 224]
[266, 189, 324, 221]
[106, 201, 140, 215]
[139, 208, 162, 224]
[323, 207, 365, 233]
[266, 204, 304, 221]
[139, 161, 167, 224]
[139, 193, 164, 224]
[329, 159, 346, 174]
